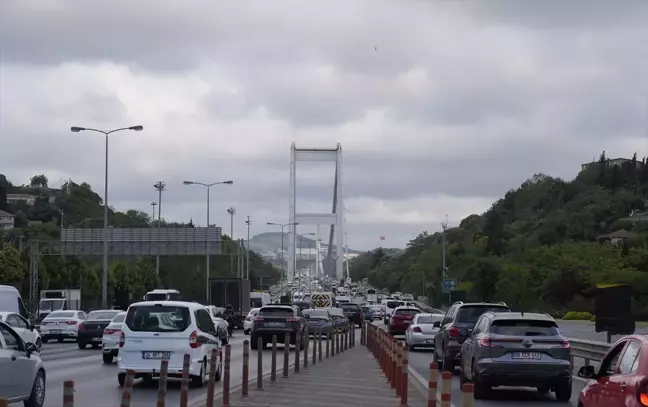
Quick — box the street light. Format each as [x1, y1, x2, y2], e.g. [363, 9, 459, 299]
[266, 222, 299, 287]
[183, 180, 234, 304]
[70, 125, 143, 309]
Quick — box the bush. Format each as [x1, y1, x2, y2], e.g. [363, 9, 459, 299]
[562, 311, 593, 321]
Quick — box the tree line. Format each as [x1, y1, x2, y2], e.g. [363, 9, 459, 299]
[350, 152, 648, 318]
[0, 174, 280, 310]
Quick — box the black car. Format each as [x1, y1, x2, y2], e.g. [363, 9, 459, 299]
[434, 301, 511, 372]
[250, 305, 307, 350]
[78, 309, 121, 349]
[339, 303, 363, 327]
[292, 301, 312, 312]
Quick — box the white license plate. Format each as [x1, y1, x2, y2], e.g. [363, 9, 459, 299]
[267, 322, 286, 327]
[142, 351, 171, 360]
[93, 337, 102, 341]
[511, 352, 541, 360]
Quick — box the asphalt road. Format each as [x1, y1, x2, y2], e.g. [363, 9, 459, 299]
[40, 334, 317, 407]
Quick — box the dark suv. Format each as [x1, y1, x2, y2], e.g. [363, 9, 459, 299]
[339, 303, 363, 327]
[250, 305, 307, 350]
[434, 302, 510, 372]
[459, 312, 572, 401]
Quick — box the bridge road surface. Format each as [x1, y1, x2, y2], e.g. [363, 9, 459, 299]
[40, 334, 318, 407]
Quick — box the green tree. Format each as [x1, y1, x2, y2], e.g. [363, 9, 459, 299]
[0, 244, 25, 288]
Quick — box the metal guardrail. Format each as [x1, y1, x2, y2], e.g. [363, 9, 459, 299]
[569, 338, 610, 367]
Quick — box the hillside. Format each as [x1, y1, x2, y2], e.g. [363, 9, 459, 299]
[250, 231, 362, 254]
[0, 173, 280, 309]
[349, 152, 648, 317]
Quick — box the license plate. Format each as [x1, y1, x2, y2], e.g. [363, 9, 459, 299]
[511, 352, 541, 360]
[267, 322, 286, 327]
[49, 330, 62, 333]
[93, 337, 102, 341]
[142, 351, 171, 360]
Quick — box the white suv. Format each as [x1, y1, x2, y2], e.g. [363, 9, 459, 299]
[117, 301, 222, 387]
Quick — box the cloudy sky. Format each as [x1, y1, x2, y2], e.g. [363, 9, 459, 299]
[1, 0, 647, 250]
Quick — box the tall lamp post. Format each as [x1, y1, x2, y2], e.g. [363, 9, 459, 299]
[266, 222, 299, 290]
[150, 202, 157, 226]
[227, 207, 236, 275]
[153, 181, 166, 276]
[245, 216, 251, 280]
[183, 180, 234, 304]
[70, 125, 143, 309]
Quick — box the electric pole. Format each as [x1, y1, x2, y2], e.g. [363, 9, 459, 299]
[227, 207, 236, 276]
[150, 202, 157, 226]
[441, 214, 449, 304]
[154, 181, 166, 276]
[245, 216, 251, 281]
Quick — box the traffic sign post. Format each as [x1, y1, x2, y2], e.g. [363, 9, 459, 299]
[442, 278, 457, 294]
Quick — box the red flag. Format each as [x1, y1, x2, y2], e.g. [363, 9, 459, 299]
[379, 236, 385, 241]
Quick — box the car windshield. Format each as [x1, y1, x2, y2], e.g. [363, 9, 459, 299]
[125, 305, 190, 332]
[456, 306, 510, 323]
[387, 301, 404, 309]
[88, 311, 120, 320]
[46, 311, 76, 318]
[395, 309, 419, 317]
[490, 319, 560, 336]
[416, 314, 443, 324]
[112, 314, 126, 323]
[258, 307, 294, 317]
[340, 304, 361, 311]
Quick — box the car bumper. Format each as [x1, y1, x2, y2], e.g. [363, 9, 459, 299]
[475, 359, 572, 387]
[78, 330, 105, 343]
[389, 324, 411, 335]
[252, 329, 301, 342]
[41, 329, 77, 338]
[408, 334, 435, 347]
[118, 356, 203, 376]
[102, 339, 120, 354]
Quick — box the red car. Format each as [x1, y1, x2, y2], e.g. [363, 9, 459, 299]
[389, 306, 420, 335]
[578, 334, 647, 407]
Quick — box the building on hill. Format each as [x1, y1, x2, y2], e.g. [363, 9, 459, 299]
[598, 229, 637, 246]
[581, 157, 645, 171]
[0, 209, 15, 230]
[7, 193, 37, 205]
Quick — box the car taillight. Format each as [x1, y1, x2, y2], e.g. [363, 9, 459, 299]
[412, 326, 422, 333]
[78, 323, 85, 330]
[637, 380, 648, 406]
[479, 337, 521, 347]
[119, 331, 125, 347]
[479, 337, 494, 347]
[448, 327, 460, 338]
[287, 318, 298, 323]
[189, 330, 200, 348]
[66, 321, 77, 325]
[562, 338, 570, 349]
[104, 328, 120, 335]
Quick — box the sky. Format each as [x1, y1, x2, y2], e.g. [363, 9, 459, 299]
[1, 0, 647, 251]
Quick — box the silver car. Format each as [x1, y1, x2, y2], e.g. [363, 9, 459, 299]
[101, 311, 126, 364]
[405, 313, 443, 350]
[0, 321, 46, 406]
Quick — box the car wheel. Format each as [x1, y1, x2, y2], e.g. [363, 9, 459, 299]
[102, 354, 113, 364]
[24, 369, 46, 407]
[442, 350, 454, 373]
[554, 380, 572, 402]
[190, 359, 207, 387]
[117, 373, 126, 387]
[473, 361, 490, 400]
[35, 339, 43, 355]
[214, 357, 222, 382]
[78, 342, 87, 350]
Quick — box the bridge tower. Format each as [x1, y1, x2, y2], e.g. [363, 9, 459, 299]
[288, 143, 345, 282]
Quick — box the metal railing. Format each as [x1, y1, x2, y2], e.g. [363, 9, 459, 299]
[569, 338, 611, 368]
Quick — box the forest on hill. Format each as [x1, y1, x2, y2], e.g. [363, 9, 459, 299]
[350, 152, 648, 317]
[0, 173, 279, 309]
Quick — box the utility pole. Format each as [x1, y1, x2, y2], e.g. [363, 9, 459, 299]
[154, 181, 166, 277]
[227, 207, 236, 276]
[150, 202, 157, 226]
[245, 216, 251, 280]
[441, 214, 449, 304]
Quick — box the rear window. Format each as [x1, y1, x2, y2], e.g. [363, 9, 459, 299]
[259, 307, 294, 317]
[304, 309, 329, 318]
[341, 304, 361, 311]
[395, 309, 420, 317]
[112, 314, 126, 323]
[490, 319, 560, 336]
[88, 311, 120, 320]
[387, 301, 404, 309]
[46, 311, 76, 318]
[145, 293, 169, 301]
[250, 298, 263, 308]
[125, 305, 191, 332]
[456, 306, 509, 323]
[416, 315, 442, 324]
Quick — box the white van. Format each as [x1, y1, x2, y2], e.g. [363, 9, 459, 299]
[117, 301, 221, 387]
[381, 299, 405, 324]
[0, 285, 29, 319]
[249, 292, 271, 309]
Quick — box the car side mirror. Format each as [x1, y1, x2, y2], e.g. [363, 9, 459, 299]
[25, 342, 37, 355]
[433, 321, 441, 328]
[578, 365, 596, 379]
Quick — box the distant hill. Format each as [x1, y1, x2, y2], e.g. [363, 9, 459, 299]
[249, 232, 362, 254]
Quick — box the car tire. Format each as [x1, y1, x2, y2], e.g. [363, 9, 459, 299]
[35, 338, 43, 355]
[244, 330, 250, 335]
[103, 354, 113, 364]
[442, 350, 454, 373]
[41, 337, 49, 344]
[458, 360, 468, 387]
[78, 342, 87, 350]
[214, 358, 222, 382]
[190, 359, 207, 387]
[24, 369, 46, 407]
[117, 373, 126, 387]
[554, 380, 572, 402]
[473, 361, 490, 400]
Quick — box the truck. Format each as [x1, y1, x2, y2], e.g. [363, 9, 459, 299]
[38, 289, 82, 320]
[210, 278, 251, 329]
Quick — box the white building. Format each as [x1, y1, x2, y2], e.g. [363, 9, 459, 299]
[7, 194, 37, 205]
[0, 210, 15, 230]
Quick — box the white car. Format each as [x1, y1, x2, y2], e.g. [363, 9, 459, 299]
[0, 311, 42, 351]
[243, 308, 260, 334]
[39, 310, 86, 343]
[117, 301, 222, 387]
[205, 306, 229, 333]
[101, 311, 126, 364]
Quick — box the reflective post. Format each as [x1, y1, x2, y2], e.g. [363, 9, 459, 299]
[271, 335, 278, 382]
[294, 332, 301, 373]
[221, 345, 231, 407]
[157, 359, 169, 407]
[283, 333, 290, 378]
[318, 332, 323, 362]
[242, 341, 249, 398]
[256, 337, 263, 390]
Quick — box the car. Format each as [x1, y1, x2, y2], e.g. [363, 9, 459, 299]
[405, 313, 443, 351]
[434, 301, 511, 372]
[340, 303, 363, 327]
[117, 301, 222, 387]
[0, 320, 46, 407]
[577, 334, 646, 407]
[370, 304, 384, 320]
[325, 307, 349, 332]
[382, 300, 405, 324]
[303, 309, 334, 337]
[243, 308, 261, 335]
[205, 306, 231, 345]
[101, 311, 126, 364]
[78, 309, 122, 349]
[39, 310, 87, 343]
[250, 305, 307, 350]
[0, 311, 42, 353]
[388, 306, 420, 335]
[459, 312, 572, 401]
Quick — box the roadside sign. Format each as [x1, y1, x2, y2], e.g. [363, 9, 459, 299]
[442, 278, 457, 293]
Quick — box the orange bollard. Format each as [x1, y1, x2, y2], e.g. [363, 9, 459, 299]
[63, 380, 74, 407]
[120, 370, 135, 407]
[400, 344, 409, 407]
[157, 360, 169, 407]
[428, 362, 438, 407]
[440, 371, 452, 407]
[461, 383, 474, 407]
[179, 354, 191, 407]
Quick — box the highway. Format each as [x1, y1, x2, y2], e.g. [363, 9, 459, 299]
[40, 334, 308, 407]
